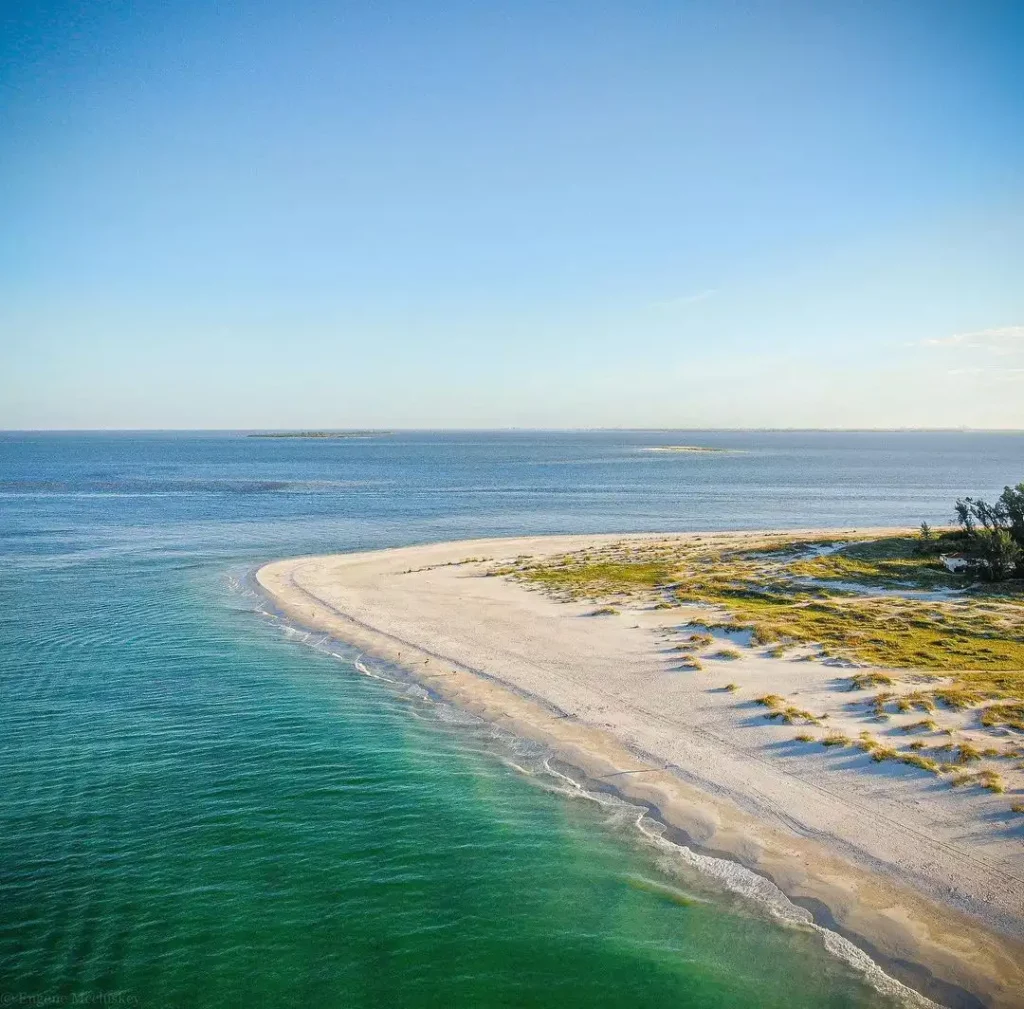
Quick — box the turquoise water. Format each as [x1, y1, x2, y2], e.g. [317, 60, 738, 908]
[4, 431, 1021, 1007]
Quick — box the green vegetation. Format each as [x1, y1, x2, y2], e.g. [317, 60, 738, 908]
[849, 672, 894, 689]
[788, 535, 955, 588]
[675, 633, 713, 651]
[524, 559, 672, 593]
[900, 753, 940, 773]
[979, 701, 1024, 731]
[707, 647, 741, 661]
[764, 704, 821, 725]
[821, 732, 851, 747]
[507, 530, 1024, 719]
[953, 483, 1024, 581]
[590, 606, 620, 616]
[976, 769, 1005, 793]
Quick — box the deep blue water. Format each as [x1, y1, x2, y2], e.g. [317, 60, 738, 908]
[2, 430, 1021, 1009]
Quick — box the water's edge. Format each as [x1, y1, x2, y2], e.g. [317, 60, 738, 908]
[247, 564, 982, 1009]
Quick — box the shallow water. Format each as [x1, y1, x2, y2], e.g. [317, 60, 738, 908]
[3, 430, 1020, 1008]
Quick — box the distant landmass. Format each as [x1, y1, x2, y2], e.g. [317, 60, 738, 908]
[247, 431, 394, 440]
[642, 445, 739, 454]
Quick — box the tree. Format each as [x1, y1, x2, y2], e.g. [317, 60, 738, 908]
[973, 528, 1022, 582]
[952, 481, 1024, 580]
[954, 498, 975, 535]
[998, 482, 1024, 546]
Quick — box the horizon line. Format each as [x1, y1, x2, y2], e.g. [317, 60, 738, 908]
[3, 427, 1024, 435]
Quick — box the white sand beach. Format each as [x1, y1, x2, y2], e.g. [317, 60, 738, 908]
[257, 532, 1024, 1009]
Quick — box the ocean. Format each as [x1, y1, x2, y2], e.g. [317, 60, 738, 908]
[3, 430, 1021, 1008]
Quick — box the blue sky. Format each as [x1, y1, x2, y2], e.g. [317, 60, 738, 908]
[2, 0, 1023, 428]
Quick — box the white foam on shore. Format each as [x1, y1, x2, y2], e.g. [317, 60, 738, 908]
[535, 754, 942, 1009]
[257, 593, 945, 1009]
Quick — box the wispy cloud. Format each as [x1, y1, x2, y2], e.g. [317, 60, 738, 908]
[650, 289, 718, 310]
[922, 325, 1024, 352]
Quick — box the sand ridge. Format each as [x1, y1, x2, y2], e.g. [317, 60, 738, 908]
[257, 531, 1024, 1009]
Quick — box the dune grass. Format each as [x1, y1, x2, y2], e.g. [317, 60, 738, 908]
[786, 535, 956, 589]
[508, 532, 1024, 715]
[821, 732, 851, 747]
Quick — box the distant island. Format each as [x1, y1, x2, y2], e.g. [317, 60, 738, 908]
[247, 431, 394, 440]
[642, 445, 739, 454]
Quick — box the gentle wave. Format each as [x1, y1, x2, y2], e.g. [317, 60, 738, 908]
[260, 596, 943, 1009]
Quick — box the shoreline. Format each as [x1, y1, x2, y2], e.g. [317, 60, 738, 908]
[255, 531, 1024, 1009]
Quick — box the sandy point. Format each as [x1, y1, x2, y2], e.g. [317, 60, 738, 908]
[256, 531, 1024, 1009]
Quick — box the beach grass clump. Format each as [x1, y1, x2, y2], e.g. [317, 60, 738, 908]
[755, 694, 785, 709]
[870, 692, 895, 717]
[902, 691, 937, 713]
[782, 706, 820, 724]
[765, 705, 819, 725]
[899, 753, 941, 774]
[976, 770, 1005, 793]
[1010, 803, 1024, 814]
[795, 733, 816, 743]
[933, 686, 988, 710]
[955, 743, 982, 764]
[907, 740, 927, 750]
[850, 672, 895, 690]
[675, 632, 714, 651]
[678, 656, 703, 670]
[591, 606, 620, 616]
[708, 647, 742, 661]
[904, 719, 938, 733]
[765, 643, 788, 658]
[979, 701, 1024, 732]
[724, 682, 739, 692]
[821, 732, 851, 747]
